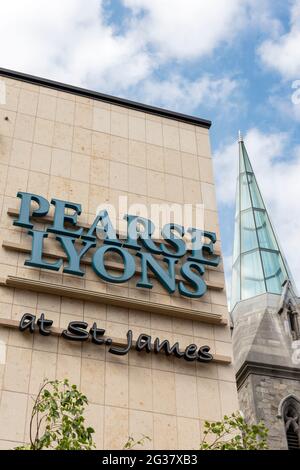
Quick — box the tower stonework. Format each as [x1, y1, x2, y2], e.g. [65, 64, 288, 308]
[232, 294, 300, 449]
[231, 136, 300, 450]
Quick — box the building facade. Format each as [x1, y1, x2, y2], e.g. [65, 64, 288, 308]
[231, 135, 300, 450]
[0, 69, 238, 450]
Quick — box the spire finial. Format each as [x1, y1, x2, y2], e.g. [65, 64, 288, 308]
[231, 137, 293, 311]
[238, 130, 243, 142]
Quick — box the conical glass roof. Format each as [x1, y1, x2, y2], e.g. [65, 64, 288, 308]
[231, 136, 290, 310]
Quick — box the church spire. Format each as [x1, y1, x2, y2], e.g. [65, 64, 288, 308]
[230, 133, 291, 311]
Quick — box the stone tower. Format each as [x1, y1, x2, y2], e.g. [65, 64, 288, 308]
[231, 133, 300, 450]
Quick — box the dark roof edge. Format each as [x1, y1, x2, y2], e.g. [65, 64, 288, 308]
[0, 68, 212, 129]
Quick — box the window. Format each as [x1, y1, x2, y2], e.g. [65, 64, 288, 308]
[281, 396, 300, 450]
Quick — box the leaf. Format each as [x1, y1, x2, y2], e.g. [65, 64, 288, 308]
[17, 379, 96, 451]
[199, 411, 269, 450]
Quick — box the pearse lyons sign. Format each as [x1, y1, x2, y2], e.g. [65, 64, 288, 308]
[13, 192, 220, 298]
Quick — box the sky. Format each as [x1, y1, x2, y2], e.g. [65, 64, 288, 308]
[0, 0, 300, 300]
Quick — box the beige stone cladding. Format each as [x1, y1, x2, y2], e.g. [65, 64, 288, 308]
[0, 73, 238, 450]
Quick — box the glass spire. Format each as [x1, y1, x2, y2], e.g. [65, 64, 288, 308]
[231, 134, 291, 310]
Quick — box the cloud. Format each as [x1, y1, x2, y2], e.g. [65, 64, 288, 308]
[0, 0, 249, 113]
[259, 0, 300, 79]
[214, 128, 300, 290]
[0, 0, 249, 117]
[133, 75, 238, 114]
[0, 0, 282, 115]
[0, 0, 152, 91]
[123, 0, 249, 60]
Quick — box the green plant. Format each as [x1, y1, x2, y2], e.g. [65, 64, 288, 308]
[16, 379, 95, 450]
[200, 412, 268, 450]
[123, 435, 151, 449]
